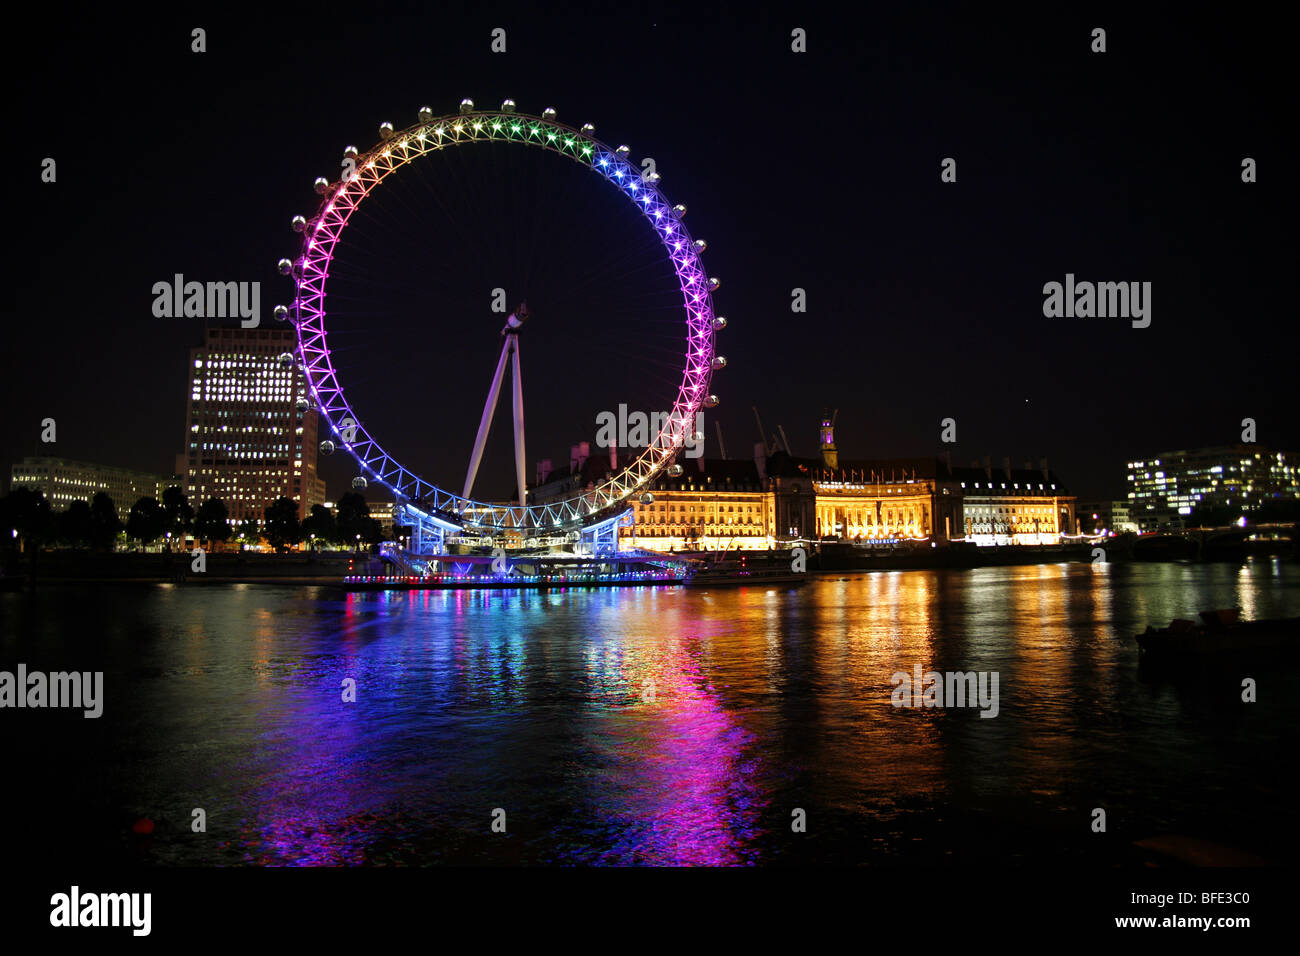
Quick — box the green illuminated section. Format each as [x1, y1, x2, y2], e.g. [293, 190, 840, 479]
[359, 113, 623, 189]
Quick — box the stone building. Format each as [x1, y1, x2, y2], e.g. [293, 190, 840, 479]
[529, 421, 1076, 551]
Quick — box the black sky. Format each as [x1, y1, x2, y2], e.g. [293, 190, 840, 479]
[6, 3, 1295, 502]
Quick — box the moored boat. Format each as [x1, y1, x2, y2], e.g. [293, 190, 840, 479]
[1135, 608, 1300, 656]
[683, 550, 811, 588]
[686, 567, 810, 588]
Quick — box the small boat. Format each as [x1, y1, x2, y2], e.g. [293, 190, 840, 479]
[1135, 608, 1300, 656]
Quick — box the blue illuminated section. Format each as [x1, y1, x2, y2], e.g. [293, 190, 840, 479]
[580, 508, 634, 557]
[363, 508, 686, 590]
[400, 501, 462, 556]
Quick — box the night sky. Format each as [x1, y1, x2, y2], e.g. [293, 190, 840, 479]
[7, 4, 1294, 503]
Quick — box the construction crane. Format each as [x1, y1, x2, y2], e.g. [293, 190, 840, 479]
[752, 403, 789, 455]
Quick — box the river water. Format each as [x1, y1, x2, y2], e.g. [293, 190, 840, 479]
[2, 559, 1297, 866]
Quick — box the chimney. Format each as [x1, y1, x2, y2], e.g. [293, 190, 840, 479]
[754, 442, 768, 483]
[1040, 457, 1050, 481]
[536, 459, 553, 486]
[1002, 456, 1012, 480]
[983, 455, 992, 481]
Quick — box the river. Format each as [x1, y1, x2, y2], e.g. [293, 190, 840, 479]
[2, 558, 1297, 866]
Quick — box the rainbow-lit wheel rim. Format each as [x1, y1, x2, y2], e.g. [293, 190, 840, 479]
[284, 102, 721, 533]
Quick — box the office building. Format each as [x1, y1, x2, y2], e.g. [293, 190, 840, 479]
[1127, 445, 1299, 530]
[180, 326, 327, 526]
[9, 457, 170, 522]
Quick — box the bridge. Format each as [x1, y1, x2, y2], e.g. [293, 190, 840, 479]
[1100, 522, 1297, 561]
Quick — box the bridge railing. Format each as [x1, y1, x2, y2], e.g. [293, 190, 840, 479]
[379, 542, 429, 576]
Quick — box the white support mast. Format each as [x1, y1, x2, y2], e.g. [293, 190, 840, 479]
[463, 303, 530, 507]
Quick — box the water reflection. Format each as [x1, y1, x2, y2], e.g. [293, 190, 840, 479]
[3, 561, 1297, 865]
[574, 632, 762, 864]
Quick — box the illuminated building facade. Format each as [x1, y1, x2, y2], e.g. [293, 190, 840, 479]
[809, 419, 1073, 547]
[952, 459, 1075, 545]
[809, 462, 1073, 546]
[531, 430, 1074, 551]
[181, 326, 326, 526]
[811, 461, 955, 542]
[625, 459, 778, 550]
[1127, 445, 1299, 530]
[532, 445, 784, 551]
[9, 457, 170, 522]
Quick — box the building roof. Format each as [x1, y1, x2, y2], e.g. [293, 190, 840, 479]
[530, 450, 1072, 496]
[813, 456, 950, 482]
[950, 466, 1069, 495]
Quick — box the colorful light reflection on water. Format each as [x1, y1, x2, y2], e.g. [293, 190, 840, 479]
[3, 560, 1299, 866]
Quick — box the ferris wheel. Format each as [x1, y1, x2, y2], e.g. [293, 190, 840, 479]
[276, 98, 726, 536]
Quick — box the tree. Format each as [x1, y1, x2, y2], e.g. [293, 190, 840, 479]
[237, 519, 262, 549]
[55, 500, 93, 547]
[3, 487, 53, 554]
[194, 497, 231, 551]
[126, 496, 167, 548]
[301, 503, 336, 549]
[161, 486, 194, 549]
[88, 492, 123, 550]
[263, 497, 302, 551]
[336, 492, 373, 549]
